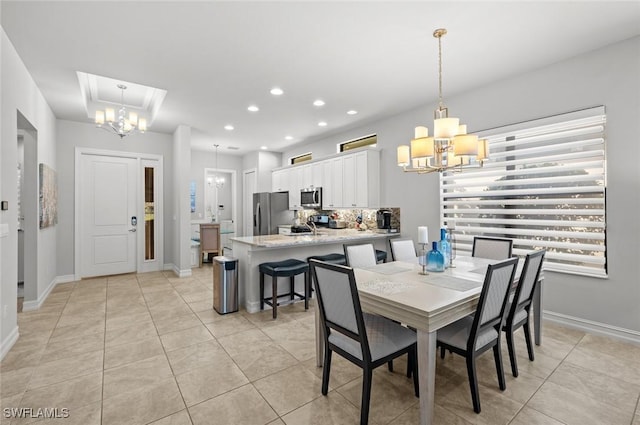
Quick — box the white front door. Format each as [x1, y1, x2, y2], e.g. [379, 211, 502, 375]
[80, 154, 137, 277]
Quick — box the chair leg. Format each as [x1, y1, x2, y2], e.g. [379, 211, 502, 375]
[260, 272, 265, 310]
[272, 275, 278, 319]
[411, 348, 419, 397]
[406, 351, 413, 378]
[387, 360, 394, 372]
[493, 343, 506, 391]
[466, 356, 481, 414]
[440, 345, 446, 359]
[523, 320, 535, 361]
[290, 276, 295, 300]
[361, 368, 373, 425]
[321, 347, 332, 395]
[304, 271, 309, 310]
[505, 328, 519, 377]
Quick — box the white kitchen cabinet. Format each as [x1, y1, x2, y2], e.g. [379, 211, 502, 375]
[341, 150, 379, 208]
[322, 157, 343, 209]
[289, 167, 303, 210]
[272, 168, 288, 192]
[271, 148, 379, 210]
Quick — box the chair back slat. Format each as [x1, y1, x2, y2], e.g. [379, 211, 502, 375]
[390, 239, 417, 262]
[472, 237, 513, 260]
[344, 243, 377, 268]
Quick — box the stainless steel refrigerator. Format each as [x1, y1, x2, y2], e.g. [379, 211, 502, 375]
[253, 192, 293, 236]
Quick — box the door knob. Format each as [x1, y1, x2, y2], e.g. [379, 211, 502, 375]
[129, 229, 137, 232]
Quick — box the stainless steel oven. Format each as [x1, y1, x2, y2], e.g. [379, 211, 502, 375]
[300, 187, 322, 209]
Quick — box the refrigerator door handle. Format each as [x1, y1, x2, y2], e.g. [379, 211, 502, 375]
[255, 202, 261, 233]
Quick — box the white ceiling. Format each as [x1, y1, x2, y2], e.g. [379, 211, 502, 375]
[2, 1, 639, 154]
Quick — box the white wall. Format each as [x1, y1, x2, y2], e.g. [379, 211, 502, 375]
[55, 120, 174, 277]
[1, 28, 58, 357]
[283, 36, 640, 336]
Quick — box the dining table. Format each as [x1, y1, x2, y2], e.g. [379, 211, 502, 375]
[313, 255, 543, 425]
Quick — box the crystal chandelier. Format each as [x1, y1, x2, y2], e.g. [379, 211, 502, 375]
[397, 29, 488, 174]
[95, 84, 147, 138]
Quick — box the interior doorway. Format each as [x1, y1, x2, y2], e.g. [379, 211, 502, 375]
[17, 112, 38, 313]
[203, 167, 237, 256]
[243, 169, 257, 237]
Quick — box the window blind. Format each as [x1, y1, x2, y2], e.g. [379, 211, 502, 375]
[441, 106, 607, 278]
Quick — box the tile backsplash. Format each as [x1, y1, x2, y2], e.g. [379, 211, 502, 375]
[297, 208, 400, 232]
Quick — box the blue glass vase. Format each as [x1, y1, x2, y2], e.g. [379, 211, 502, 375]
[438, 228, 451, 268]
[427, 241, 445, 272]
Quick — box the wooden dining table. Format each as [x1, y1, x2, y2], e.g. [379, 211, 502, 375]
[313, 255, 543, 425]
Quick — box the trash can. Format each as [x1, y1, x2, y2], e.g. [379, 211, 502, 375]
[213, 256, 238, 314]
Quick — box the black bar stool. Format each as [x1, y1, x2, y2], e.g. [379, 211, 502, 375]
[259, 259, 310, 319]
[306, 253, 347, 266]
[376, 250, 387, 263]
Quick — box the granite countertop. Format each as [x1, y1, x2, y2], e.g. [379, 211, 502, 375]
[230, 229, 398, 248]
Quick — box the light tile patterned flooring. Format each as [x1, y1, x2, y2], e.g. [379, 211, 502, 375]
[2, 265, 640, 425]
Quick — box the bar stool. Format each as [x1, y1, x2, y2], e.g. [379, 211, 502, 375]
[306, 253, 347, 266]
[375, 250, 387, 263]
[259, 259, 310, 319]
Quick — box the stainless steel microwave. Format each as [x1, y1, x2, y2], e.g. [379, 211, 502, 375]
[300, 187, 322, 209]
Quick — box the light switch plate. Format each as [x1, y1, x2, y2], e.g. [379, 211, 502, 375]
[0, 223, 9, 238]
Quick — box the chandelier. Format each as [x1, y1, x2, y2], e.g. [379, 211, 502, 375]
[212, 144, 225, 189]
[95, 84, 147, 138]
[397, 29, 488, 174]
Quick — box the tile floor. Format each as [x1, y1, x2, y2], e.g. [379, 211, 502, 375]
[2, 265, 639, 425]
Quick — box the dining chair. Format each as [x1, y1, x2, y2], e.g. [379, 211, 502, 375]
[389, 239, 417, 262]
[309, 259, 419, 425]
[437, 257, 518, 413]
[503, 250, 545, 377]
[343, 243, 378, 268]
[472, 236, 513, 260]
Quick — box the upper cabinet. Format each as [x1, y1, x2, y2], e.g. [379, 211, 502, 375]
[272, 168, 288, 193]
[272, 149, 379, 210]
[341, 150, 379, 209]
[322, 157, 344, 209]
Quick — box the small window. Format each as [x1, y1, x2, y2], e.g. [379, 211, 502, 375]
[339, 134, 377, 152]
[291, 152, 312, 165]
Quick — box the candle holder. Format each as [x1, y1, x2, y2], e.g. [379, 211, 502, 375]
[418, 243, 428, 275]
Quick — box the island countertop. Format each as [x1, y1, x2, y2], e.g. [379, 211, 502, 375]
[230, 229, 401, 313]
[230, 229, 398, 249]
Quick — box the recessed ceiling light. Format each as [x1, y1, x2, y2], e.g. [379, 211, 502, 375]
[261, 146, 268, 150]
[347, 110, 358, 115]
[313, 99, 325, 107]
[247, 105, 259, 112]
[270, 87, 284, 96]
[224, 124, 234, 130]
[318, 121, 328, 127]
[285, 136, 293, 141]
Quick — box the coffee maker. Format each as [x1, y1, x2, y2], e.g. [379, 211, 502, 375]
[376, 209, 392, 230]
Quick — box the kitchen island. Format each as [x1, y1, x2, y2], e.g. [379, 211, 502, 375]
[230, 229, 399, 313]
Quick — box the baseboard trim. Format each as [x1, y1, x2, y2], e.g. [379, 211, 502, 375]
[56, 274, 75, 284]
[22, 277, 57, 311]
[0, 326, 19, 361]
[544, 310, 640, 344]
[245, 300, 261, 314]
[22, 275, 75, 312]
[164, 263, 193, 278]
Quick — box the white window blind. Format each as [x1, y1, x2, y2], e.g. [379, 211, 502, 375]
[441, 106, 607, 278]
